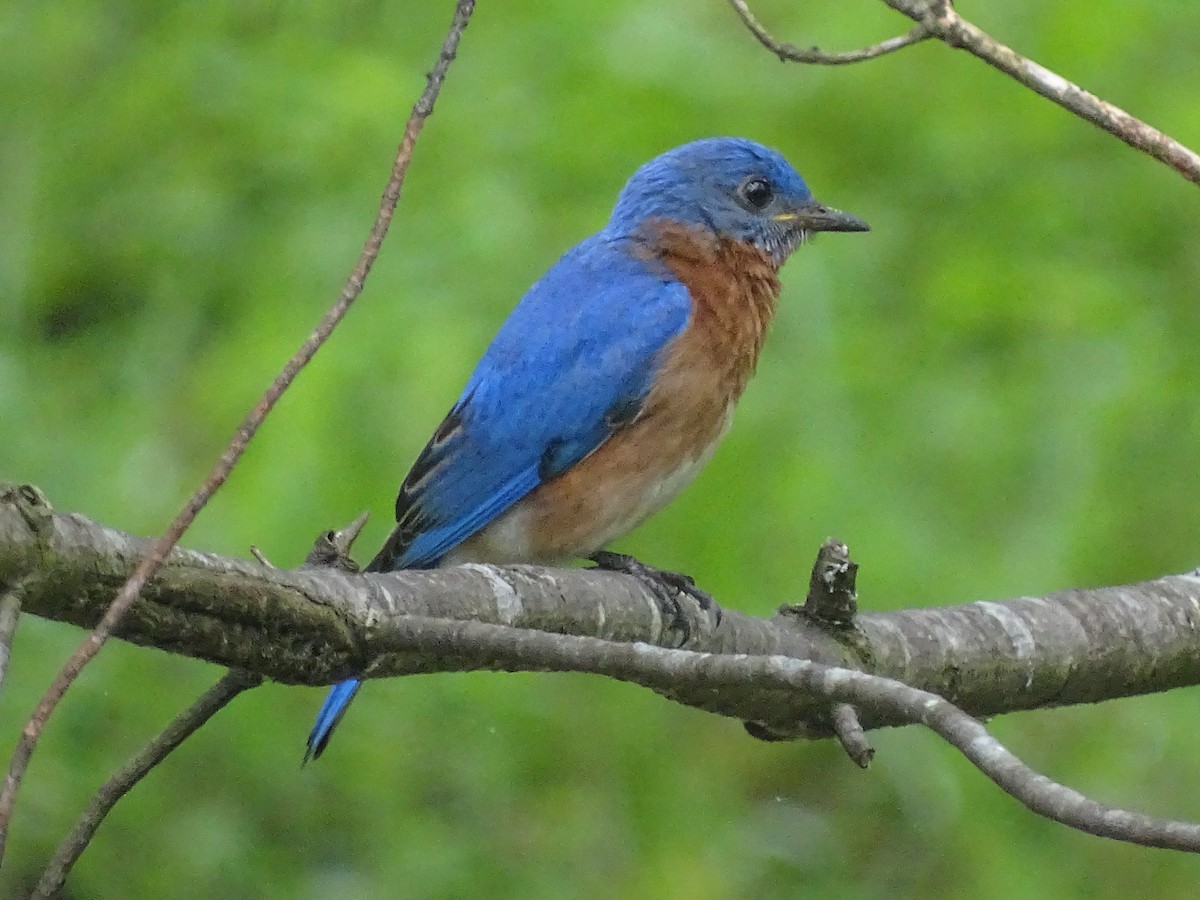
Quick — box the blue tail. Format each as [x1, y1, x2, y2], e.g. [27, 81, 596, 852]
[304, 678, 362, 764]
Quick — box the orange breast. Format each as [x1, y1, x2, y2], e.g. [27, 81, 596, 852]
[447, 224, 782, 566]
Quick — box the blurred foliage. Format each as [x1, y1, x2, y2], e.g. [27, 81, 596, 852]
[2, 0, 1199, 896]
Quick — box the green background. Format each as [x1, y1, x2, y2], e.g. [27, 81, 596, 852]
[3, 1, 1199, 897]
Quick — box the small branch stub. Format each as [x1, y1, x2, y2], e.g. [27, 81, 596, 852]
[747, 540, 863, 744]
[797, 539, 859, 625]
[1, 483, 54, 539]
[831, 702, 875, 769]
[303, 512, 370, 572]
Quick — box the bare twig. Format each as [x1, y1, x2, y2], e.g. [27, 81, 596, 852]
[0, 0, 477, 865]
[831, 703, 874, 768]
[761, 540, 864, 752]
[730, 0, 1200, 186]
[891, 0, 1200, 185]
[802, 543, 869, 765]
[30, 669, 263, 899]
[729, 0, 930, 64]
[0, 586, 20, 698]
[371, 616, 1200, 852]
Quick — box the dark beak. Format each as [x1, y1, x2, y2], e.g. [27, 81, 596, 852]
[774, 202, 869, 234]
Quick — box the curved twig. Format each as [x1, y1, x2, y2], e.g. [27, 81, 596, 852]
[831, 703, 874, 769]
[893, 0, 1200, 185]
[30, 670, 263, 899]
[730, 0, 1200, 186]
[0, 0, 478, 865]
[373, 616, 1200, 852]
[729, 0, 930, 64]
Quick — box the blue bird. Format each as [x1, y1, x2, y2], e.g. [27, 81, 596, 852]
[305, 137, 867, 761]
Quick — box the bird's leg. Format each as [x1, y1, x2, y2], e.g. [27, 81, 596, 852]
[589, 551, 720, 642]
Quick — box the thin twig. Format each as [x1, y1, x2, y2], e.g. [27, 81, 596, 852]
[0, 586, 21, 698]
[31, 514, 371, 893]
[733, 0, 1200, 186]
[831, 703, 874, 768]
[888, 0, 1200, 185]
[0, 0, 477, 865]
[729, 0, 930, 64]
[771, 540, 865, 756]
[31, 670, 263, 899]
[731, 0, 1200, 185]
[368, 615, 1200, 852]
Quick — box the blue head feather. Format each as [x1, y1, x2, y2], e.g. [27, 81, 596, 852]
[607, 137, 866, 263]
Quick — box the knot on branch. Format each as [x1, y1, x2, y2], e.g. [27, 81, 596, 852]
[1, 483, 54, 540]
[302, 512, 369, 572]
[781, 538, 859, 626]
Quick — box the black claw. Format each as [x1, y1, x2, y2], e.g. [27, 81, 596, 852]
[589, 551, 721, 641]
[658, 570, 716, 611]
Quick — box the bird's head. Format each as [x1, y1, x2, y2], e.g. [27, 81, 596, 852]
[609, 137, 868, 264]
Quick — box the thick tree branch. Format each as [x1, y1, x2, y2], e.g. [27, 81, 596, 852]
[6, 495, 1200, 851]
[4, 496, 1199, 737]
[0, 486, 49, 700]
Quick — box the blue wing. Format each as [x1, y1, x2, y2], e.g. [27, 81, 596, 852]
[370, 233, 692, 571]
[305, 233, 690, 762]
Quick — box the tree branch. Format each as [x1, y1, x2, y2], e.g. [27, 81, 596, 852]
[729, 0, 930, 64]
[729, 0, 1200, 186]
[28, 514, 355, 894]
[30, 669, 263, 900]
[4, 494, 1200, 735]
[6, 495, 1200, 851]
[0, 486, 49, 700]
[0, 0, 477, 866]
[830, 702, 874, 769]
[0, 586, 20, 699]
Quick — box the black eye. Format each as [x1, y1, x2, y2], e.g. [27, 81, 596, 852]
[738, 176, 774, 210]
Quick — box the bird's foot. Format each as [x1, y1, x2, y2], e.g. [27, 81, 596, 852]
[589, 551, 721, 643]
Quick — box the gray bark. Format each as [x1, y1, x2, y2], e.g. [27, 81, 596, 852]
[3, 490, 1198, 735]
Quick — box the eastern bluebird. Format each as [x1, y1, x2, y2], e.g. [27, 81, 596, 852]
[305, 137, 867, 761]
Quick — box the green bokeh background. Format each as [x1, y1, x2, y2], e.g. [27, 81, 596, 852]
[3, 1, 1199, 897]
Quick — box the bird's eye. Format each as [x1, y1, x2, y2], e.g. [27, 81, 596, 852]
[738, 176, 774, 210]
